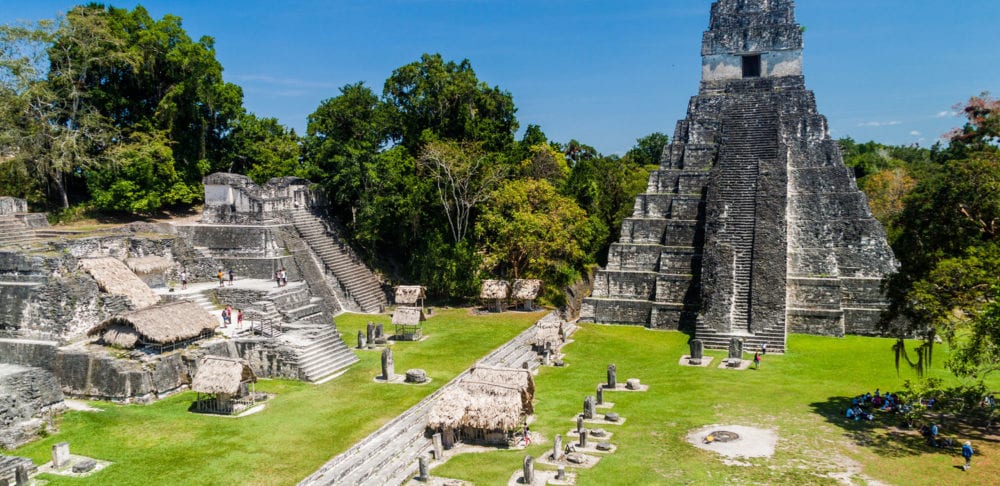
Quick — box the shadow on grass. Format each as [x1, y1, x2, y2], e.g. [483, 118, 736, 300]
[809, 396, 997, 459]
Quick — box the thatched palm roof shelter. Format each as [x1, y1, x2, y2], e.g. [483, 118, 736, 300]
[427, 365, 534, 434]
[192, 356, 257, 395]
[530, 312, 566, 349]
[511, 279, 542, 300]
[394, 285, 425, 306]
[80, 257, 159, 308]
[191, 356, 258, 415]
[124, 256, 172, 274]
[392, 307, 425, 325]
[88, 300, 218, 350]
[480, 280, 510, 300]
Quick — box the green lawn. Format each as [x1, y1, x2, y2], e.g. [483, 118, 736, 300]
[11, 308, 543, 485]
[11, 314, 998, 485]
[433, 325, 999, 485]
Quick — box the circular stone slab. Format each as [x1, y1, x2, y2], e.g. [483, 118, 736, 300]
[604, 412, 620, 422]
[590, 428, 608, 438]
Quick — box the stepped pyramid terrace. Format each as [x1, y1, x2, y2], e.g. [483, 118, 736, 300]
[0, 174, 390, 415]
[581, 0, 898, 352]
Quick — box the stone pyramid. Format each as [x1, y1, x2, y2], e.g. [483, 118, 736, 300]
[581, 0, 898, 352]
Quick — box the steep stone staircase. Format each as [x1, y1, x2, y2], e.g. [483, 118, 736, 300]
[695, 93, 786, 352]
[291, 209, 387, 313]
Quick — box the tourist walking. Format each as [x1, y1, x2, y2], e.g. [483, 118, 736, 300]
[180, 270, 188, 290]
[228, 268, 235, 286]
[221, 307, 230, 328]
[237, 309, 244, 329]
[753, 352, 761, 369]
[217, 269, 225, 287]
[761, 342, 767, 355]
[280, 267, 287, 287]
[961, 441, 974, 470]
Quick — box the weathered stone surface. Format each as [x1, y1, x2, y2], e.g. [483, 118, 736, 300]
[626, 378, 641, 390]
[52, 442, 70, 469]
[605, 412, 620, 422]
[590, 428, 607, 438]
[0, 364, 64, 449]
[582, 0, 897, 352]
[72, 458, 97, 473]
[566, 453, 585, 464]
[0, 455, 35, 486]
[583, 396, 595, 419]
[405, 369, 427, 383]
[689, 339, 704, 360]
[596, 441, 613, 451]
[728, 338, 743, 360]
[381, 348, 394, 380]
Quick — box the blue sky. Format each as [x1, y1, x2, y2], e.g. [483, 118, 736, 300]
[3, 0, 998, 155]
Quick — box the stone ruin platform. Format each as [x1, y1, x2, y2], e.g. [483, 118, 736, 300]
[678, 355, 716, 367]
[718, 358, 751, 370]
[36, 454, 112, 477]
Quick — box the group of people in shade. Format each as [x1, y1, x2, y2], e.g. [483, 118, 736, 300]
[847, 388, 979, 471]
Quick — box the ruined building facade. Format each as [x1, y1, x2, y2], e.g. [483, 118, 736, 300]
[582, 0, 898, 351]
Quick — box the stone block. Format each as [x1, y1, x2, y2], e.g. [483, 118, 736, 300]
[52, 442, 70, 469]
[72, 459, 97, 473]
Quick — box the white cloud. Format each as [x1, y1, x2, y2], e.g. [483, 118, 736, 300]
[858, 121, 902, 127]
[910, 130, 921, 136]
[935, 111, 954, 118]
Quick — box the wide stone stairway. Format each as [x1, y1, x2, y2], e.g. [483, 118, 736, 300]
[172, 280, 358, 383]
[0, 216, 35, 248]
[291, 209, 387, 313]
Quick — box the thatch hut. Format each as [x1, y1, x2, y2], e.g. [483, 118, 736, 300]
[80, 257, 160, 309]
[125, 255, 173, 287]
[191, 356, 258, 415]
[530, 312, 566, 351]
[392, 306, 425, 341]
[394, 285, 425, 308]
[427, 365, 534, 445]
[511, 279, 542, 310]
[479, 280, 510, 313]
[88, 300, 219, 352]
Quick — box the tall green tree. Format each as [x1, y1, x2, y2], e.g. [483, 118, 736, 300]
[418, 140, 508, 244]
[383, 53, 517, 152]
[881, 94, 1000, 378]
[476, 179, 605, 298]
[223, 113, 301, 184]
[0, 10, 126, 209]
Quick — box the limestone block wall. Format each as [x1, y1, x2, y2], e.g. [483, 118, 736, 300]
[0, 364, 65, 449]
[0, 197, 28, 215]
